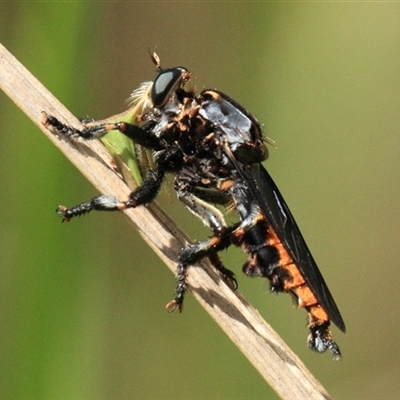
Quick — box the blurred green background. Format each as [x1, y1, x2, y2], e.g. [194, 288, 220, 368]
[1, 3, 400, 399]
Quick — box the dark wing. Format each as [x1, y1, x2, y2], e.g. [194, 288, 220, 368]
[225, 147, 346, 332]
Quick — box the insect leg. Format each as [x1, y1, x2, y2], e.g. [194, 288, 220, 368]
[56, 162, 165, 222]
[165, 262, 188, 312]
[43, 112, 172, 221]
[167, 175, 238, 311]
[42, 112, 118, 139]
[176, 171, 234, 269]
[179, 224, 238, 288]
[42, 112, 163, 148]
[166, 249, 238, 313]
[167, 225, 237, 313]
[57, 166, 166, 222]
[166, 248, 238, 312]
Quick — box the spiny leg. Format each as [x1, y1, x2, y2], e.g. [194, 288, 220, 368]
[42, 112, 118, 139]
[57, 166, 166, 222]
[166, 252, 238, 313]
[42, 112, 162, 148]
[43, 111, 174, 221]
[208, 251, 238, 291]
[165, 262, 189, 312]
[179, 225, 239, 288]
[167, 203, 239, 311]
[57, 196, 125, 222]
[165, 171, 241, 311]
[166, 193, 238, 312]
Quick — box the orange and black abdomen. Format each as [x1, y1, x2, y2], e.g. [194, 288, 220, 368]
[236, 218, 330, 326]
[233, 215, 342, 358]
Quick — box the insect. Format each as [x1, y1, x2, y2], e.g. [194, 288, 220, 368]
[42, 53, 345, 359]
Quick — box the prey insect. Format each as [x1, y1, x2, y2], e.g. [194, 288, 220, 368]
[43, 53, 345, 358]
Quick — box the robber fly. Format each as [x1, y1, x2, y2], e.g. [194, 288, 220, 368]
[42, 53, 345, 359]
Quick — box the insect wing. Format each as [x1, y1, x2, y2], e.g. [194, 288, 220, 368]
[239, 163, 346, 332]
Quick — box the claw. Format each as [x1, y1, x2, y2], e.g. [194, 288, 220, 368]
[55, 205, 70, 222]
[165, 300, 183, 313]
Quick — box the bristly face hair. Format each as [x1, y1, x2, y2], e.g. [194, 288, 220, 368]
[42, 52, 345, 359]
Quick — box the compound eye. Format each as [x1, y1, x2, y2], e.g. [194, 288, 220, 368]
[151, 67, 188, 108]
